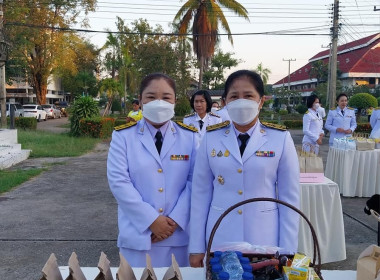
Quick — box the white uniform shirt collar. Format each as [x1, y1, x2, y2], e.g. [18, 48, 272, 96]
[195, 113, 207, 122]
[145, 119, 169, 140]
[232, 121, 258, 138]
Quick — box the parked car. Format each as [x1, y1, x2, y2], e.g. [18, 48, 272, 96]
[23, 104, 47, 122]
[0, 103, 24, 117]
[54, 101, 69, 117]
[42, 104, 61, 119]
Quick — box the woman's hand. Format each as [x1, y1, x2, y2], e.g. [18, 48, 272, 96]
[336, 127, 345, 133]
[189, 253, 205, 267]
[317, 133, 324, 145]
[344, 129, 352, 134]
[149, 216, 176, 241]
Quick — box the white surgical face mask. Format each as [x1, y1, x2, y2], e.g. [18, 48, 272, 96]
[227, 99, 261, 125]
[313, 103, 320, 110]
[142, 100, 175, 124]
[211, 107, 218, 114]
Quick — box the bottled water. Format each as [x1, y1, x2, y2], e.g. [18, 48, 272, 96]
[211, 264, 223, 280]
[242, 272, 254, 280]
[220, 251, 244, 280]
[241, 263, 253, 273]
[210, 257, 220, 266]
[218, 271, 230, 280]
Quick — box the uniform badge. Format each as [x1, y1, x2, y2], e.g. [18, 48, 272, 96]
[170, 155, 190, 160]
[217, 175, 224, 185]
[171, 127, 175, 132]
[225, 130, 230, 134]
[211, 149, 216, 157]
[189, 123, 195, 127]
[255, 151, 275, 157]
[217, 151, 223, 157]
[140, 128, 144, 132]
[260, 129, 265, 133]
[224, 150, 230, 157]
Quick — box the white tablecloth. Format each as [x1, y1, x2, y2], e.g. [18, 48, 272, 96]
[298, 177, 346, 264]
[325, 148, 380, 197]
[59, 267, 356, 280]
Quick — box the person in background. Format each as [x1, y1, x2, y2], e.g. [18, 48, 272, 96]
[107, 73, 198, 267]
[211, 101, 220, 114]
[369, 107, 380, 139]
[126, 99, 143, 123]
[302, 95, 324, 155]
[367, 106, 374, 122]
[183, 90, 222, 138]
[215, 98, 231, 122]
[325, 93, 357, 146]
[188, 70, 300, 267]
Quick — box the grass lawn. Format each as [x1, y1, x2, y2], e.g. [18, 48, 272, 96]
[18, 130, 101, 158]
[0, 168, 46, 194]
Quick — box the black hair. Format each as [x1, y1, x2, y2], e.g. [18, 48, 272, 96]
[190, 90, 213, 113]
[336, 93, 348, 102]
[222, 70, 264, 100]
[139, 73, 176, 98]
[132, 99, 140, 106]
[306, 95, 319, 109]
[212, 101, 219, 106]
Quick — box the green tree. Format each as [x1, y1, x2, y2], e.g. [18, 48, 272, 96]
[70, 96, 99, 137]
[99, 78, 122, 116]
[255, 63, 271, 85]
[309, 61, 328, 85]
[174, 0, 249, 89]
[348, 93, 378, 119]
[203, 50, 240, 89]
[5, 0, 96, 104]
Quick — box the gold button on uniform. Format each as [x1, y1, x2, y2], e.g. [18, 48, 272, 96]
[238, 209, 243, 214]
[158, 188, 164, 192]
[238, 190, 243, 195]
[237, 168, 242, 173]
[159, 208, 163, 213]
[157, 168, 163, 173]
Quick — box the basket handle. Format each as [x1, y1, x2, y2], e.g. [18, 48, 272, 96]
[205, 197, 323, 279]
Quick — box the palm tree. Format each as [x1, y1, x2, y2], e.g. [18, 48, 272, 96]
[174, 0, 249, 89]
[255, 62, 272, 85]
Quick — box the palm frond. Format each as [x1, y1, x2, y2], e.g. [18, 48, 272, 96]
[174, 0, 197, 21]
[217, 0, 250, 21]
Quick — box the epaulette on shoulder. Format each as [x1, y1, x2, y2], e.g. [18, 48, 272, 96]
[114, 122, 137, 131]
[347, 107, 355, 110]
[375, 107, 380, 110]
[209, 112, 221, 118]
[206, 120, 230, 132]
[305, 110, 309, 114]
[261, 121, 287, 131]
[331, 107, 335, 110]
[184, 112, 196, 118]
[175, 121, 198, 132]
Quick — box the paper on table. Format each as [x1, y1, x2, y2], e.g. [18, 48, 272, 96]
[40, 253, 63, 280]
[140, 254, 157, 280]
[162, 254, 182, 280]
[94, 252, 114, 280]
[65, 252, 87, 280]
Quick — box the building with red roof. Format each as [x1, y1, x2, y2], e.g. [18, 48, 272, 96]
[273, 33, 380, 96]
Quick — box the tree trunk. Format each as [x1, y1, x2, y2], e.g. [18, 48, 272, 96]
[198, 56, 204, 89]
[33, 74, 48, 105]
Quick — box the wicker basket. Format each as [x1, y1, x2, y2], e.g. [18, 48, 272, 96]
[205, 197, 323, 280]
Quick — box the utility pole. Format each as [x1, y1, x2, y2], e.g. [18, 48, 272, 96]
[283, 58, 296, 90]
[327, 0, 339, 109]
[0, 0, 6, 128]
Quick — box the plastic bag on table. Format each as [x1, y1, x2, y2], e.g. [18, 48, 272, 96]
[212, 242, 285, 255]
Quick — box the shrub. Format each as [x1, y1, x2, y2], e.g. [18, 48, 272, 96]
[79, 117, 115, 138]
[295, 104, 308, 114]
[111, 99, 121, 113]
[348, 93, 378, 111]
[279, 109, 288, 115]
[15, 117, 37, 130]
[175, 97, 191, 117]
[377, 97, 380, 105]
[70, 96, 100, 136]
[283, 120, 303, 129]
[355, 123, 372, 133]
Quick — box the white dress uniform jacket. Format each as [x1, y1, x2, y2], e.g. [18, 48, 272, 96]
[370, 108, 380, 139]
[302, 109, 324, 153]
[325, 107, 357, 146]
[183, 112, 222, 137]
[189, 120, 300, 254]
[215, 107, 231, 122]
[107, 119, 198, 252]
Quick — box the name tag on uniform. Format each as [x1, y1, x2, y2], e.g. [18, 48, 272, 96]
[255, 150, 275, 157]
[170, 155, 189, 160]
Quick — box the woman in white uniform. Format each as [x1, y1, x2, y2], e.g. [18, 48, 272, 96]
[107, 73, 198, 267]
[189, 70, 300, 267]
[183, 90, 222, 138]
[370, 107, 380, 139]
[325, 93, 357, 146]
[302, 95, 324, 154]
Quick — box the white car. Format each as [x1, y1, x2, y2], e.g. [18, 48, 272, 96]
[42, 104, 61, 119]
[0, 103, 24, 117]
[23, 104, 47, 122]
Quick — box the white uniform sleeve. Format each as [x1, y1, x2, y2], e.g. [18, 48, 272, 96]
[303, 114, 319, 142]
[325, 111, 337, 132]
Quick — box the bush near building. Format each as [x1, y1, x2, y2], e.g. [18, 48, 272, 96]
[15, 117, 37, 130]
[79, 117, 115, 139]
[348, 93, 378, 111]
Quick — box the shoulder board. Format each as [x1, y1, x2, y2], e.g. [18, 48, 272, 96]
[261, 122, 287, 131]
[375, 107, 380, 110]
[206, 120, 231, 132]
[175, 121, 198, 132]
[305, 110, 309, 114]
[347, 107, 354, 110]
[331, 108, 336, 110]
[209, 112, 221, 118]
[184, 112, 196, 118]
[114, 122, 137, 131]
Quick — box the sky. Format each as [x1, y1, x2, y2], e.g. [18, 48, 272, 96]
[78, 0, 380, 84]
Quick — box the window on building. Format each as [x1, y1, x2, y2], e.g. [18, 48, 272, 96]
[369, 78, 376, 85]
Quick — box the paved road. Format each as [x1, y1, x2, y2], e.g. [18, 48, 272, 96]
[0, 119, 377, 279]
